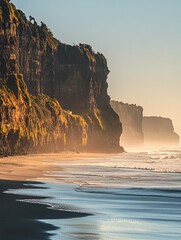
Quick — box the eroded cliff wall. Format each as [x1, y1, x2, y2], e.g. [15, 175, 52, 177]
[0, 0, 122, 155]
[111, 100, 144, 147]
[143, 117, 179, 146]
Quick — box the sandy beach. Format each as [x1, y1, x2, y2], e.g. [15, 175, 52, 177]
[0, 152, 97, 240]
[1, 149, 181, 240]
[0, 152, 108, 181]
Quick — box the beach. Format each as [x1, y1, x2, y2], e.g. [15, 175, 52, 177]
[0, 148, 181, 239]
[0, 1, 181, 240]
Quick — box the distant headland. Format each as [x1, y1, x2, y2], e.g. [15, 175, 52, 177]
[111, 100, 179, 147]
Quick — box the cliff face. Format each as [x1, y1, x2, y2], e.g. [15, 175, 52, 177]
[16, 13, 110, 111]
[0, 0, 122, 155]
[143, 117, 179, 146]
[0, 74, 88, 155]
[111, 101, 144, 147]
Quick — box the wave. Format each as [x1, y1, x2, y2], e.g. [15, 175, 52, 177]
[76, 186, 181, 199]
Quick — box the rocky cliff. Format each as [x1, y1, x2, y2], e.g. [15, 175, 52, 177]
[143, 117, 179, 146]
[0, 0, 122, 156]
[111, 101, 144, 147]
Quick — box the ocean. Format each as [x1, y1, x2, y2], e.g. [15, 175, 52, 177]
[6, 147, 181, 240]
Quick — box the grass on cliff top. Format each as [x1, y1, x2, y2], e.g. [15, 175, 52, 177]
[1, 0, 18, 23]
[78, 44, 96, 64]
[14, 6, 58, 51]
[39, 22, 59, 50]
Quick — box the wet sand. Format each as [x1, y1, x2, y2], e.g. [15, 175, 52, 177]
[0, 152, 110, 240]
[0, 152, 99, 240]
[0, 179, 92, 240]
[1, 150, 181, 239]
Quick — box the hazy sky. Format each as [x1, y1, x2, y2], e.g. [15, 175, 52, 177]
[12, 0, 181, 137]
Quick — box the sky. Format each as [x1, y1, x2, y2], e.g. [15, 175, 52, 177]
[12, 0, 181, 138]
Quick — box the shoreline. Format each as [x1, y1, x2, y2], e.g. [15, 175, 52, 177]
[0, 151, 113, 181]
[0, 152, 111, 239]
[0, 149, 181, 239]
[0, 179, 92, 240]
[0, 151, 120, 239]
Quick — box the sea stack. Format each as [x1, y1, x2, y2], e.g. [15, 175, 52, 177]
[0, 0, 122, 156]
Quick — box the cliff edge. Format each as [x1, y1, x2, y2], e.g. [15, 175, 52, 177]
[111, 101, 144, 147]
[143, 117, 179, 146]
[0, 0, 122, 155]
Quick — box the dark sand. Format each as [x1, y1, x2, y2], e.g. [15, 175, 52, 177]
[0, 153, 106, 240]
[0, 179, 91, 240]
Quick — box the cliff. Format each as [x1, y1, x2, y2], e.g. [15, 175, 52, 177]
[111, 101, 144, 147]
[143, 117, 179, 146]
[0, 0, 122, 156]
